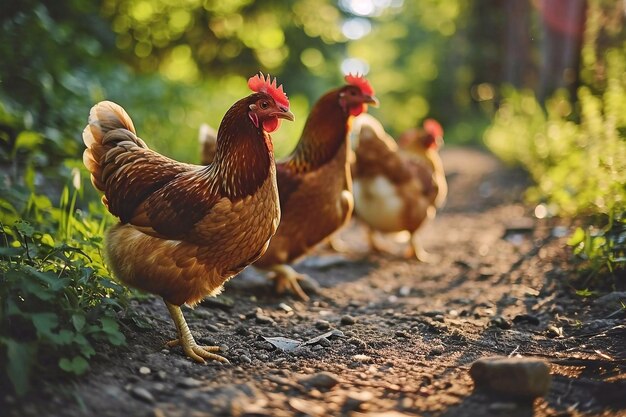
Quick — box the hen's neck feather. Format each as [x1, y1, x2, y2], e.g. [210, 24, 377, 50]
[289, 90, 349, 172]
[209, 99, 273, 199]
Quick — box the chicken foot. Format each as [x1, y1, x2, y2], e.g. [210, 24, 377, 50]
[405, 232, 439, 263]
[269, 264, 319, 301]
[164, 301, 229, 364]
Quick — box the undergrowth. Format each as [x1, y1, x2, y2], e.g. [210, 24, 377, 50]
[0, 172, 134, 396]
[484, 1, 626, 282]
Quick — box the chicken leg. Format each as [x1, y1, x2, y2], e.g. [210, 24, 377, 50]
[269, 265, 319, 301]
[164, 301, 229, 364]
[405, 232, 439, 263]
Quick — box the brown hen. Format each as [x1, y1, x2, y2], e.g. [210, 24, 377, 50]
[351, 115, 446, 261]
[82, 74, 293, 363]
[253, 74, 378, 300]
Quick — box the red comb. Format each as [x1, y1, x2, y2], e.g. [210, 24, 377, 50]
[345, 73, 374, 96]
[423, 118, 443, 138]
[247, 72, 290, 109]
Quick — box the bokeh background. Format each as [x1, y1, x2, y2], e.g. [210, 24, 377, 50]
[0, 0, 624, 396]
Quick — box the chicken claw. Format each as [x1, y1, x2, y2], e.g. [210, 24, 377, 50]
[269, 265, 319, 301]
[165, 301, 229, 364]
[405, 234, 440, 263]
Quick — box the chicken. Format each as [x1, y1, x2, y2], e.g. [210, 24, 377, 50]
[350, 115, 446, 261]
[199, 123, 217, 165]
[82, 73, 294, 363]
[253, 74, 378, 300]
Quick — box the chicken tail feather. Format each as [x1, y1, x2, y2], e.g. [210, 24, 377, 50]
[82, 101, 144, 193]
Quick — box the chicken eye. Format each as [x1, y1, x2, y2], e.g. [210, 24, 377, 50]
[260, 101, 269, 109]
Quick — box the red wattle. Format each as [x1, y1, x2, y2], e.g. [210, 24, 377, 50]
[350, 104, 366, 117]
[262, 117, 280, 132]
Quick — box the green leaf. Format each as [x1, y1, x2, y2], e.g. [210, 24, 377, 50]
[100, 316, 120, 335]
[31, 312, 59, 338]
[5, 340, 37, 396]
[0, 247, 23, 257]
[72, 313, 86, 332]
[14, 220, 34, 237]
[567, 227, 585, 246]
[14, 131, 43, 152]
[58, 356, 89, 375]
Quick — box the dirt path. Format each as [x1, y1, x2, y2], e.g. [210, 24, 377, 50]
[7, 148, 626, 417]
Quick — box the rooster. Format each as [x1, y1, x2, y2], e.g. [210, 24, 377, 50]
[253, 74, 378, 300]
[82, 73, 294, 363]
[350, 115, 446, 261]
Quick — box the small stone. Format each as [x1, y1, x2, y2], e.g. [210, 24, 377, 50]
[206, 324, 220, 332]
[491, 316, 512, 329]
[340, 315, 356, 325]
[423, 310, 444, 317]
[489, 402, 518, 412]
[344, 390, 374, 411]
[315, 320, 331, 330]
[312, 344, 324, 351]
[152, 383, 165, 392]
[594, 291, 626, 307]
[546, 325, 563, 338]
[433, 314, 445, 322]
[398, 286, 411, 297]
[130, 387, 154, 403]
[513, 314, 540, 326]
[298, 372, 340, 390]
[470, 356, 551, 399]
[256, 314, 274, 324]
[240, 355, 252, 364]
[138, 366, 151, 375]
[156, 371, 167, 381]
[317, 337, 331, 347]
[352, 354, 372, 363]
[429, 345, 445, 356]
[177, 377, 203, 388]
[395, 330, 409, 338]
[278, 303, 293, 312]
[235, 325, 250, 336]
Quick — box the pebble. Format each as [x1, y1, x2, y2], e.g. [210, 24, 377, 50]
[470, 356, 551, 399]
[317, 337, 331, 347]
[423, 310, 445, 317]
[297, 372, 340, 390]
[344, 390, 374, 411]
[546, 325, 563, 338]
[340, 315, 356, 325]
[433, 314, 445, 323]
[206, 324, 220, 332]
[398, 286, 411, 297]
[130, 387, 155, 403]
[491, 316, 512, 329]
[429, 345, 445, 356]
[395, 330, 409, 338]
[513, 314, 540, 326]
[352, 354, 372, 363]
[234, 325, 250, 336]
[255, 314, 274, 324]
[240, 355, 252, 364]
[315, 320, 331, 330]
[138, 366, 151, 375]
[488, 402, 518, 412]
[594, 291, 626, 306]
[177, 377, 203, 388]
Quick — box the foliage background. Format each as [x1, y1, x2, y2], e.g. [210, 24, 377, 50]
[1, 0, 624, 395]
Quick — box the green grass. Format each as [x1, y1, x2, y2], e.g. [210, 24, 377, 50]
[0, 175, 132, 396]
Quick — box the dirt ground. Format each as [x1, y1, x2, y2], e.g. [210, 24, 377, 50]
[5, 147, 626, 417]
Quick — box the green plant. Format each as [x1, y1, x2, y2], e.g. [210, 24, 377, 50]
[0, 178, 131, 396]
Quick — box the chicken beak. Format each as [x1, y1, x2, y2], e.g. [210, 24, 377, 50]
[274, 109, 295, 122]
[363, 95, 379, 107]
